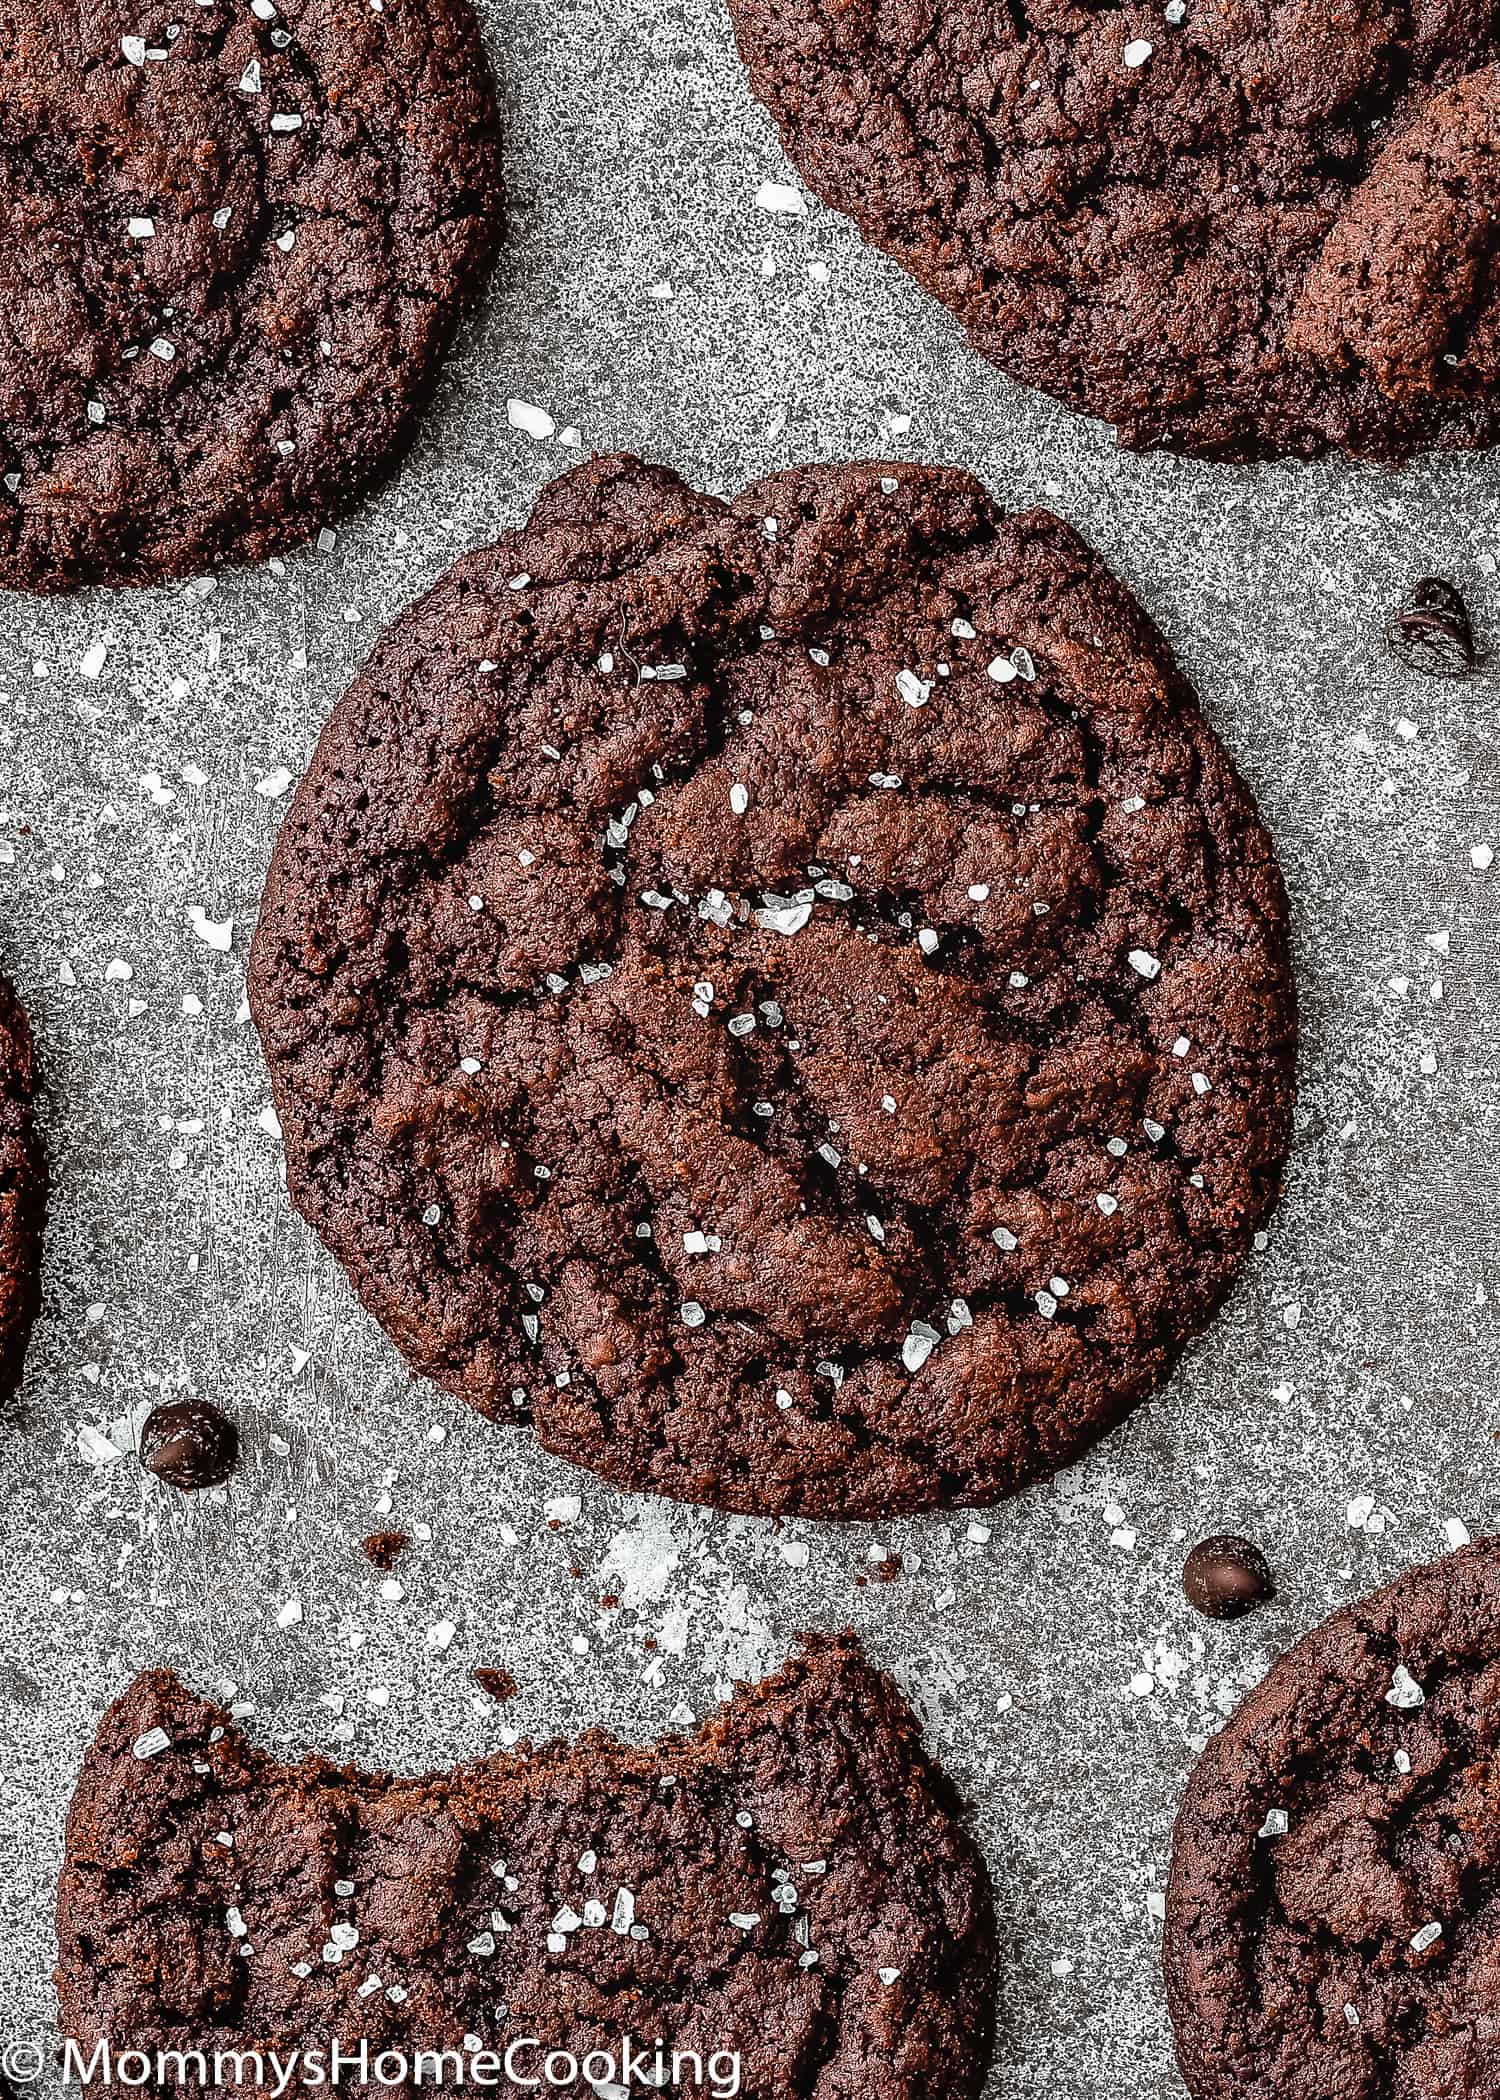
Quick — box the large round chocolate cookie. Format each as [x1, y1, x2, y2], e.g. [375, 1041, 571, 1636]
[1166, 1540, 1500, 2100]
[728, 1, 1500, 461]
[57, 1639, 998, 2094]
[0, 0, 503, 592]
[0, 975, 44, 1400]
[249, 455, 1296, 1519]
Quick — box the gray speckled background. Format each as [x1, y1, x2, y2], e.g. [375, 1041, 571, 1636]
[2, 0, 1499, 2089]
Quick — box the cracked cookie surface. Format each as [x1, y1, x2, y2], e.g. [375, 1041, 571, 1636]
[56, 1639, 998, 2097]
[728, 0, 1500, 460]
[0, 0, 503, 592]
[1166, 1539, 1500, 2100]
[248, 455, 1296, 1519]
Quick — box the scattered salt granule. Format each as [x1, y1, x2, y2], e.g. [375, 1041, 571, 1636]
[1386, 1664, 1425, 1710]
[507, 399, 556, 441]
[755, 180, 805, 215]
[188, 907, 234, 951]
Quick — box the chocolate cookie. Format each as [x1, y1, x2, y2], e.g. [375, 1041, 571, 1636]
[0, 0, 503, 592]
[249, 456, 1296, 1519]
[0, 975, 44, 1402]
[1166, 1538, 1500, 2100]
[56, 1639, 998, 2096]
[727, 2, 1500, 461]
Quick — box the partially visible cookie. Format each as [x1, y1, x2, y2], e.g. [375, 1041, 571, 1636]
[1166, 1540, 1500, 2100]
[57, 1639, 998, 2097]
[727, 1, 1500, 461]
[0, 975, 44, 1401]
[0, 0, 504, 592]
[249, 454, 1296, 1519]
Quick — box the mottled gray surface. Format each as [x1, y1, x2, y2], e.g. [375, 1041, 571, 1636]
[1, 0, 1499, 2091]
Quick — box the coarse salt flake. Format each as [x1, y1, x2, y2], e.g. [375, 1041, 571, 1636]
[755, 180, 805, 215]
[1387, 1664, 1425, 1710]
[507, 399, 556, 441]
[188, 906, 234, 952]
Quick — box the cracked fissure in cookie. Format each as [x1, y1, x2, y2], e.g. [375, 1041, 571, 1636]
[1166, 1538, 1500, 2100]
[56, 1638, 999, 2096]
[248, 456, 1297, 1520]
[0, 0, 504, 592]
[727, 0, 1500, 462]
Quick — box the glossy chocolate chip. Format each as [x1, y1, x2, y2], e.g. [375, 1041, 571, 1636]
[1387, 578, 1478, 678]
[1183, 1534, 1275, 1620]
[138, 1399, 239, 1492]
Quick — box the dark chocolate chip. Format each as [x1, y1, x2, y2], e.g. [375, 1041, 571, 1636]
[138, 1399, 239, 1492]
[1183, 1534, 1275, 1620]
[361, 1530, 411, 1572]
[1387, 578, 1479, 679]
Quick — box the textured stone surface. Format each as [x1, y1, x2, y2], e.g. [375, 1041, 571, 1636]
[0, 0, 1497, 2095]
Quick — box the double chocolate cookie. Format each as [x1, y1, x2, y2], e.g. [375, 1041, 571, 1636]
[1167, 1539, 1500, 2100]
[728, 1, 1500, 461]
[249, 456, 1296, 1519]
[0, 975, 44, 1401]
[57, 1640, 998, 2095]
[0, 0, 504, 592]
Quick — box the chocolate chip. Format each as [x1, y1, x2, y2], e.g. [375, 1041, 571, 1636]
[1387, 578, 1478, 679]
[361, 1530, 410, 1572]
[472, 1666, 519, 1704]
[138, 1399, 239, 1492]
[1183, 1534, 1275, 1620]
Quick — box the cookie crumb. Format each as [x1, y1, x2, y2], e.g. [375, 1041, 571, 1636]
[360, 1531, 411, 1572]
[472, 1667, 520, 1704]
